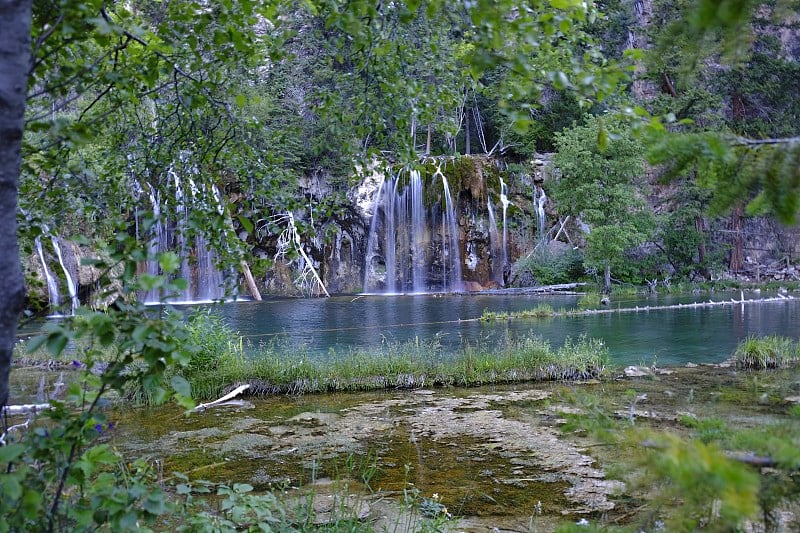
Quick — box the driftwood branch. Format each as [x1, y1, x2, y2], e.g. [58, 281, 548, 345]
[190, 384, 250, 413]
[1, 404, 53, 445]
[3, 403, 52, 416]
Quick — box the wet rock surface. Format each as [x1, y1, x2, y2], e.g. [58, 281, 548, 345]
[105, 366, 800, 531]
[112, 384, 625, 529]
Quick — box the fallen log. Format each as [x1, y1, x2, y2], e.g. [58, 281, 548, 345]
[2, 403, 52, 416]
[190, 384, 250, 413]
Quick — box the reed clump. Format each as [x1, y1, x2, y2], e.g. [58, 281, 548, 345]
[733, 335, 799, 369]
[480, 304, 557, 321]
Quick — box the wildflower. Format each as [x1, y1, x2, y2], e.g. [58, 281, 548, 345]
[72, 360, 81, 368]
[94, 423, 103, 434]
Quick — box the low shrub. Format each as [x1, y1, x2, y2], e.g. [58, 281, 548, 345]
[513, 245, 584, 286]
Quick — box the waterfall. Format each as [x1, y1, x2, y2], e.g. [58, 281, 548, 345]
[439, 174, 462, 291]
[51, 236, 79, 314]
[385, 180, 398, 293]
[499, 177, 510, 268]
[35, 236, 60, 314]
[143, 188, 165, 303]
[363, 164, 463, 293]
[140, 167, 225, 304]
[363, 178, 385, 291]
[410, 170, 427, 293]
[534, 185, 547, 242]
[33, 224, 79, 316]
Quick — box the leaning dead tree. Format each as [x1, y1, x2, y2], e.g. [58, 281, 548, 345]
[266, 213, 330, 297]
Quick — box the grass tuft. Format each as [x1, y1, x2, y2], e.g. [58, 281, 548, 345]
[733, 335, 798, 369]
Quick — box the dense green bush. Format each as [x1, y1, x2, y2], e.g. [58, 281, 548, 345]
[513, 246, 585, 286]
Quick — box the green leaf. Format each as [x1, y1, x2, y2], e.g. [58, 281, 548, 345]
[171, 278, 189, 291]
[138, 274, 163, 291]
[46, 331, 69, 357]
[132, 324, 153, 343]
[170, 375, 192, 398]
[0, 444, 25, 464]
[237, 215, 254, 234]
[143, 493, 169, 515]
[549, 0, 582, 10]
[596, 124, 609, 152]
[234, 94, 247, 108]
[25, 334, 48, 354]
[159, 252, 180, 274]
[1, 475, 22, 500]
[233, 483, 253, 493]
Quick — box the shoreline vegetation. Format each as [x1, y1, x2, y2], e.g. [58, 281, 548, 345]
[12, 300, 800, 404]
[15, 328, 610, 403]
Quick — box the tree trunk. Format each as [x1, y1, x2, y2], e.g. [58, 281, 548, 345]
[729, 204, 744, 272]
[465, 112, 471, 155]
[695, 215, 708, 278]
[0, 0, 32, 408]
[603, 263, 611, 295]
[425, 123, 432, 156]
[240, 260, 262, 301]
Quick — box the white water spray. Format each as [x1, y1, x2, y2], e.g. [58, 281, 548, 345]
[487, 195, 503, 283]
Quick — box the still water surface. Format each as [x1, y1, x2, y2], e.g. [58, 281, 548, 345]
[213, 291, 800, 366]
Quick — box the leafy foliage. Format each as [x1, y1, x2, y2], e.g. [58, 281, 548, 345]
[552, 114, 654, 290]
[513, 245, 584, 285]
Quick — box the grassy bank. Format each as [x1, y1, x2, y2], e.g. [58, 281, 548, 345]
[16, 312, 609, 403]
[16, 309, 800, 404]
[157, 329, 609, 402]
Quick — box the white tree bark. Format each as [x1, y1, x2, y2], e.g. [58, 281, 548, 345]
[0, 0, 32, 408]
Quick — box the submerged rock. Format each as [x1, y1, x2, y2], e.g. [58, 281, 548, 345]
[624, 365, 654, 378]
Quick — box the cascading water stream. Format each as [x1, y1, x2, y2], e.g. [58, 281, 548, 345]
[437, 169, 462, 292]
[141, 165, 225, 304]
[385, 180, 398, 293]
[50, 236, 79, 314]
[364, 177, 387, 292]
[35, 236, 60, 314]
[363, 162, 463, 294]
[410, 170, 427, 293]
[534, 186, 547, 241]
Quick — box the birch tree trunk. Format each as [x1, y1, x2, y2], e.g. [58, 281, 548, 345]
[0, 0, 32, 408]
